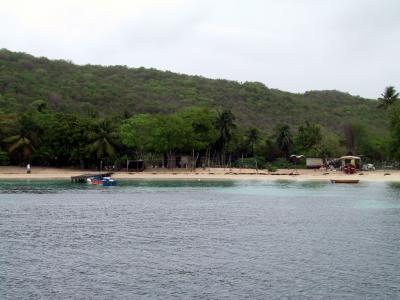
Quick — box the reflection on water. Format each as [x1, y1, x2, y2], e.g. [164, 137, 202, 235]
[1, 179, 400, 210]
[298, 180, 329, 189]
[1, 178, 400, 194]
[352, 182, 400, 209]
[0, 179, 72, 194]
[1, 179, 400, 299]
[0, 179, 237, 194]
[386, 182, 400, 197]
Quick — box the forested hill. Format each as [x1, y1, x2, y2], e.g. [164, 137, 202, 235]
[0, 49, 386, 134]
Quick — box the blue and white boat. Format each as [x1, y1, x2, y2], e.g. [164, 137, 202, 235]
[87, 176, 117, 186]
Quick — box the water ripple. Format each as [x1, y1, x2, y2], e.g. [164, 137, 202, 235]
[0, 180, 400, 299]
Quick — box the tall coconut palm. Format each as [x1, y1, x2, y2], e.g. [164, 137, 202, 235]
[378, 86, 399, 110]
[343, 123, 356, 155]
[216, 110, 236, 150]
[275, 124, 293, 159]
[88, 119, 119, 160]
[3, 114, 40, 162]
[245, 127, 260, 156]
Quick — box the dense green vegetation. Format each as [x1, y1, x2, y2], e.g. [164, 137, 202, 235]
[0, 49, 387, 131]
[0, 49, 395, 169]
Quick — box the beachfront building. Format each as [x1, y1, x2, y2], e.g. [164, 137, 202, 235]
[306, 158, 323, 169]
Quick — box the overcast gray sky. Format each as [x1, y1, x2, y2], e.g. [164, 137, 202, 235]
[1, 0, 399, 98]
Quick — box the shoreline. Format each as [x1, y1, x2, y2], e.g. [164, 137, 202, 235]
[0, 166, 399, 182]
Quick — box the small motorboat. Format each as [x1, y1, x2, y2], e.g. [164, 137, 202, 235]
[87, 176, 117, 186]
[331, 179, 359, 184]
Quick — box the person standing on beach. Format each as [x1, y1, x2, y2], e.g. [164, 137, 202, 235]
[27, 163, 31, 174]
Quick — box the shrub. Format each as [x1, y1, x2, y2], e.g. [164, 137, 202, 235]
[0, 150, 10, 166]
[268, 157, 305, 170]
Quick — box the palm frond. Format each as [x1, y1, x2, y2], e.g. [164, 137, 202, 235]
[3, 135, 21, 144]
[8, 139, 25, 153]
[104, 140, 116, 158]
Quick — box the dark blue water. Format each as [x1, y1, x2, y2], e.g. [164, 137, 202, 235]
[1, 180, 400, 299]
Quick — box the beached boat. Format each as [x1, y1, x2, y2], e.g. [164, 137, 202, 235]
[87, 176, 117, 186]
[331, 179, 359, 184]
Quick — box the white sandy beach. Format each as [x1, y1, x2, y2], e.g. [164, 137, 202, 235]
[0, 166, 399, 182]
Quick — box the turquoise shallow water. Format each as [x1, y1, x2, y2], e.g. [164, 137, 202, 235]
[1, 180, 400, 299]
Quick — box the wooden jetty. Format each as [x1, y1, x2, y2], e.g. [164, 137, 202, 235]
[331, 179, 359, 184]
[71, 172, 113, 183]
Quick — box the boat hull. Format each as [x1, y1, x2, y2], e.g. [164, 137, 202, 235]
[87, 177, 117, 186]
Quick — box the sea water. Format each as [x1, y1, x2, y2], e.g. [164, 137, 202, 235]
[0, 180, 399, 299]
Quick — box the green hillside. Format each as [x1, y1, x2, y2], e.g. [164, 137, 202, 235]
[0, 49, 387, 134]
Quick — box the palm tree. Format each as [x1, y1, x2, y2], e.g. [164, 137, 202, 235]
[216, 110, 236, 150]
[214, 110, 236, 166]
[3, 114, 40, 162]
[343, 123, 356, 154]
[245, 127, 260, 155]
[88, 119, 119, 160]
[4, 136, 36, 162]
[275, 124, 293, 159]
[378, 86, 399, 109]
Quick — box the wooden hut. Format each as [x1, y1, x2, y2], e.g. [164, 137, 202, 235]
[339, 156, 361, 169]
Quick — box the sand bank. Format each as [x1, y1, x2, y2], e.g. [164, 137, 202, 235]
[0, 166, 399, 182]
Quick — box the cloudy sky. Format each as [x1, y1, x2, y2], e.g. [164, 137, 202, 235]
[1, 0, 399, 98]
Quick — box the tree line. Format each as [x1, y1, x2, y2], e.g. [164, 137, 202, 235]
[0, 88, 395, 169]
